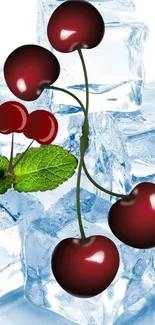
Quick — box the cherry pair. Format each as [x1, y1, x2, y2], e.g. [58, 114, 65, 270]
[0, 101, 58, 145]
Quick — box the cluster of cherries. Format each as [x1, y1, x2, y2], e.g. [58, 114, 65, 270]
[2, 0, 155, 299]
[0, 101, 58, 145]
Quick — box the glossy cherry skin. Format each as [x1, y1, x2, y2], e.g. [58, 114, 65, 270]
[108, 182, 155, 249]
[0, 101, 29, 134]
[24, 110, 58, 145]
[51, 235, 119, 298]
[47, 0, 105, 53]
[4, 45, 60, 101]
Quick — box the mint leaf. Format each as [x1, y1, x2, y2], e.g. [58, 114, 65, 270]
[0, 156, 13, 194]
[0, 177, 13, 194]
[0, 156, 9, 171]
[13, 145, 78, 192]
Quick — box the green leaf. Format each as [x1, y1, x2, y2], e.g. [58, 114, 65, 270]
[13, 145, 78, 192]
[0, 156, 13, 194]
[0, 177, 13, 194]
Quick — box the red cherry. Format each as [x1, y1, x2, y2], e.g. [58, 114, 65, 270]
[4, 45, 60, 101]
[47, 0, 105, 53]
[0, 101, 29, 134]
[51, 235, 119, 298]
[108, 182, 155, 249]
[24, 110, 58, 145]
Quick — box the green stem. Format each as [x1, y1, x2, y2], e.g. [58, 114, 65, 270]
[41, 85, 86, 116]
[7, 133, 14, 173]
[83, 160, 131, 200]
[77, 47, 89, 114]
[75, 46, 90, 242]
[76, 159, 87, 241]
[10, 140, 34, 172]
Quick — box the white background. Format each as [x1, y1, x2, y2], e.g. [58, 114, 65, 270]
[0, 0, 37, 62]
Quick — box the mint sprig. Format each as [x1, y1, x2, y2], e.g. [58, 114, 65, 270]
[12, 145, 78, 192]
[0, 145, 78, 194]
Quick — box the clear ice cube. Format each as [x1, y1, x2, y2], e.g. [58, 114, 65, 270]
[0, 189, 44, 297]
[106, 82, 155, 188]
[125, 129, 155, 183]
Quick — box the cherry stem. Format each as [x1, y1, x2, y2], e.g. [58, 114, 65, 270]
[10, 140, 34, 172]
[41, 85, 86, 116]
[76, 46, 90, 242]
[82, 160, 130, 200]
[76, 158, 87, 241]
[7, 133, 14, 173]
[77, 47, 89, 114]
[76, 45, 132, 242]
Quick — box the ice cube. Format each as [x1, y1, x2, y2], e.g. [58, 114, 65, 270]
[61, 112, 132, 202]
[126, 129, 155, 182]
[0, 189, 44, 297]
[106, 82, 155, 187]
[101, 245, 155, 325]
